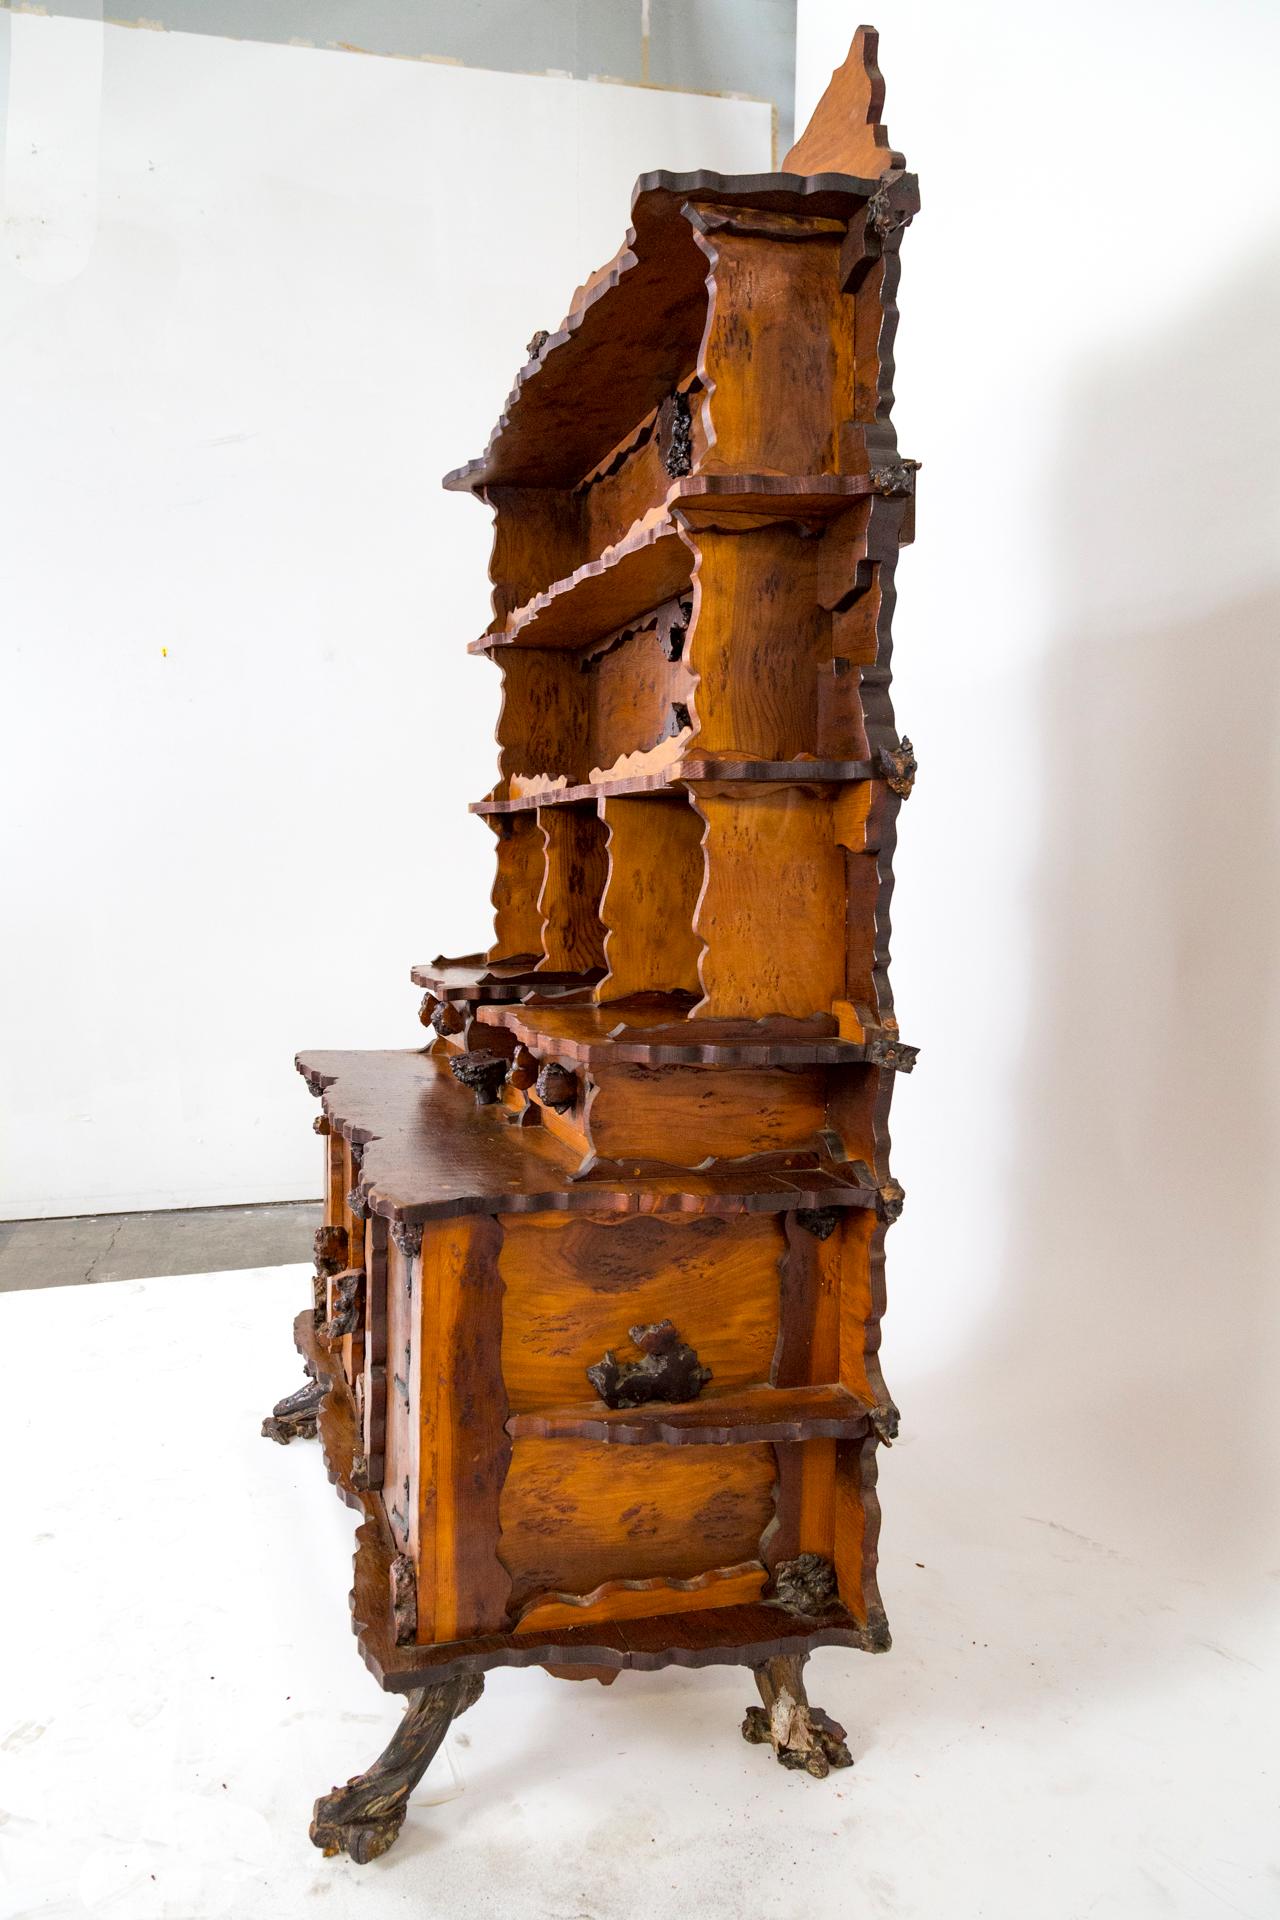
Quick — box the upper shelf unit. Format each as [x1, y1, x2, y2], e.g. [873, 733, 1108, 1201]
[443, 168, 901, 500]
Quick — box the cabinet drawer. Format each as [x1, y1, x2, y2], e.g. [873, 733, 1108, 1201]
[498, 1210, 783, 1412]
[499, 1437, 777, 1614]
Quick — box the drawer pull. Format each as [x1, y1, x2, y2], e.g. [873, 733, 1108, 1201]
[586, 1320, 711, 1410]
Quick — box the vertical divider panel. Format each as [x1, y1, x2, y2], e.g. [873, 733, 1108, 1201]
[686, 207, 855, 476]
[417, 1214, 511, 1643]
[537, 803, 608, 972]
[487, 813, 546, 964]
[760, 1211, 841, 1573]
[683, 526, 824, 760]
[596, 794, 704, 1002]
[361, 1213, 389, 1488]
[690, 788, 846, 1019]
[341, 1137, 365, 1272]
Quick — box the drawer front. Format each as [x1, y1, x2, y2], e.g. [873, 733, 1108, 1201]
[499, 1210, 784, 1412]
[499, 1437, 777, 1615]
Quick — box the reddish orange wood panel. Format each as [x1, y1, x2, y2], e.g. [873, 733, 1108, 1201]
[417, 1214, 511, 1643]
[585, 1060, 826, 1163]
[498, 1437, 777, 1612]
[692, 789, 847, 1019]
[597, 794, 704, 1002]
[498, 1209, 783, 1412]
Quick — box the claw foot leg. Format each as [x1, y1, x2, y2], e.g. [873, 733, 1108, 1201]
[261, 1367, 325, 1444]
[310, 1673, 483, 1862]
[742, 1653, 852, 1779]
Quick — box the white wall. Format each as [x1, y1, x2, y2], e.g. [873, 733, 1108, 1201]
[0, 16, 771, 1217]
[796, 2, 1280, 1580]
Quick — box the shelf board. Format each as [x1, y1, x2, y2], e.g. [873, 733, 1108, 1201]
[473, 755, 879, 815]
[486, 996, 869, 1068]
[671, 470, 875, 527]
[472, 473, 880, 659]
[472, 512, 690, 655]
[443, 169, 883, 497]
[507, 1382, 871, 1446]
[410, 959, 602, 1003]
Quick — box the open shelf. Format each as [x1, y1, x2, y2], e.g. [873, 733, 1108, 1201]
[474, 473, 881, 657]
[443, 169, 883, 497]
[410, 958, 602, 1003]
[507, 1382, 872, 1446]
[472, 512, 690, 655]
[487, 996, 868, 1067]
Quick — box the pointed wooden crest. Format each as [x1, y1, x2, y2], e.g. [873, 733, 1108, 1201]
[784, 24, 905, 177]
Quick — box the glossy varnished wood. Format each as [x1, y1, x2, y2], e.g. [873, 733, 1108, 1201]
[286, 28, 916, 1859]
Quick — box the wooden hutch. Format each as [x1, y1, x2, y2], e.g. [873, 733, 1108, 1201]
[266, 26, 920, 1862]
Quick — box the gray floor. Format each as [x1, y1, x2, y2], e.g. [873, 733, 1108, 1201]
[0, 1201, 319, 1291]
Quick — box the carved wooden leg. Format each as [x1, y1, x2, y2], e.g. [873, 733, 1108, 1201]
[261, 1364, 325, 1444]
[310, 1674, 484, 1862]
[741, 1653, 852, 1779]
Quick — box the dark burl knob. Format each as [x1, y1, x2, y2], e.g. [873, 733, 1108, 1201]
[508, 1044, 538, 1091]
[431, 1000, 465, 1037]
[535, 1061, 578, 1111]
[449, 1050, 509, 1106]
[587, 1320, 712, 1410]
[313, 1224, 348, 1277]
[325, 1267, 364, 1339]
[770, 1553, 840, 1617]
[875, 737, 917, 798]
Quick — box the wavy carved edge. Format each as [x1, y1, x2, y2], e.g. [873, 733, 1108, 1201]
[506, 1385, 872, 1447]
[783, 25, 906, 178]
[514, 1561, 767, 1633]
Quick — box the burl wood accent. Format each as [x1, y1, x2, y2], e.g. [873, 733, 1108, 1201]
[261, 1370, 324, 1445]
[586, 1319, 712, 1409]
[284, 27, 918, 1861]
[742, 1652, 853, 1778]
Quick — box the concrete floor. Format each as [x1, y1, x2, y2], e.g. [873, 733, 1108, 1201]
[0, 1200, 319, 1291]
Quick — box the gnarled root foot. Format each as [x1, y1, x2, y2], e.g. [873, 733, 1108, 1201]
[742, 1653, 852, 1780]
[309, 1804, 406, 1864]
[261, 1368, 324, 1444]
[310, 1674, 483, 1862]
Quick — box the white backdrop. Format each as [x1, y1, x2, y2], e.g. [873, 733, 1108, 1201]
[793, 5, 1280, 1902]
[0, 17, 771, 1218]
[796, 0, 1280, 1545]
